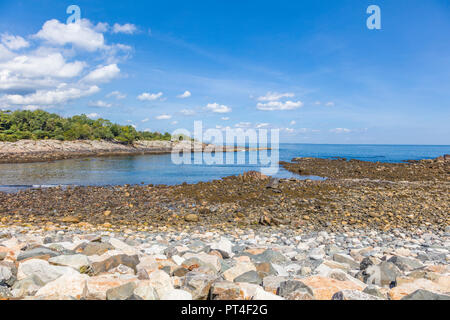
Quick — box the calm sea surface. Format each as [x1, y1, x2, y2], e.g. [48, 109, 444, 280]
[0, 144, 449, 192]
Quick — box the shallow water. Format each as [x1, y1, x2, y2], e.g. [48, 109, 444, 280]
[0, 143, 448, 191]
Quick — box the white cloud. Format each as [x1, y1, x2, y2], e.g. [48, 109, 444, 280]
[106, 90, 126, 99]
[1, 34, 29, 50]
[256, 123, 269, 128]
[1, 84, 99, 106]
[257, 91, 294, 102]
[206, 102, 231, 113]
[88, 100, 112, 108]
[290, 120, 296, 125]
[0, 44, 14, 61]
[221, 117, 229, 120]
[94, 22, 109, 33]
[34, 19, 105, 51]
[330, 128, 351, 134]
[177, 90, 191, 98]
[82, 64, 120, 83]
[0, 53, 85, 79]
[155, 114, 172, 120]
[138, 92, 163, 101]
[112, 23, 137, 34]
[180, 109, 195, 116]
[284, 128, 295, 133]
[86, 112, 100, 119]
[141, 118, 149, 123]
[257, 100, 303, 111]
[325, 101, 335, 107]
[171, 120, 178, 125]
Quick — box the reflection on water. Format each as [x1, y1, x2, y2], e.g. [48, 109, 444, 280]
[1, 144, 449, 192]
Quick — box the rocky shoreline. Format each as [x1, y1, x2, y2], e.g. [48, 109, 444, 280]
[0, 226, 448, 300]
[0, 139, 260, 164]
[0, 156, 448, 300]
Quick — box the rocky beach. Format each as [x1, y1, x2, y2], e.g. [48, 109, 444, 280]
[0, 139, 257, 164]
[0, 155, 449, 300]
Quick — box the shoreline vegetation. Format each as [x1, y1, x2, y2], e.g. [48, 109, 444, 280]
[0, 110, 268, 163]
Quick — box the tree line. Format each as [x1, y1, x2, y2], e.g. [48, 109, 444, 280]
[0, 110, 171, 144]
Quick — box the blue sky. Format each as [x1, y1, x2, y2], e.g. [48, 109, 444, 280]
[0, 0, 449, 144]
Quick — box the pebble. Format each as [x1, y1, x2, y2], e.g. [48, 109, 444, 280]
[0, 226, 447, 300]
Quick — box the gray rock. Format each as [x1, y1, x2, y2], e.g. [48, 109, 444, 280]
[253, 249, 288, 265]
[333, 253, 360, 269]
[308, 247, 325, 260]
[182, 272, 217, 300]
[233, 270, 262, 285]
[0, 264, 15, 287]
[75, 242, 114, 256]
[364, 261, 402, 287]
[277, 280, 313, 298]
[401, 289, 450, 300]
[11, 275, 45, 297]
[332, 289, 384, 300]
[91, 254, 139, 275]
[48, 254, 90, 270]
[17, 247, 59, 261]
[106, 282, 138, 300]
[363, 285, 387, 299]
[0, 285, 12, 298]
[0, 252, 6, 261]
[387, 256, 423, 271]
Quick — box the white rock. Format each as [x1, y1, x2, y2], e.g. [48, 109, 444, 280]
[17, 259, 79, 284]
[182, 252, 221, 272]
[48, 254, 90, 270]
[223, 262, 256, 281]
[253, 287, 284, 300]
[210, 237, 233, 256]
[147, 270, 174, 298]
[172, 255, 185, 266]
[133, 281, 158, 300]
[35, 273, 89, 299]
[160, 289, 193, 300]
[272, 264, 289, 276]
[109, 238, 139, 255]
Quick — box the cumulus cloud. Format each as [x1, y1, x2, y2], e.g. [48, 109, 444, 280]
[290, 120, 296, 125]
[177, 90, 191, 98]
[0, 44, 14, 61]
[106, 90, 126, 99]
[256, 123, 269, 128]
[155, 114, 172, 120]
[206, 102, 231, 113]
[0, 19, 129, 110]
[0, 53, 85, 79]
[86, 112, 100, 119]
[112, 23, 137, 34]
[257, 100, 303, 111]
[171, 120, 178, 125]
[221, 117, 229, 120]
[34, 19, 105, 51]
[1, 84, 99, 106]
[325, 101, 335, 107]
[138, 92, 163, 101]
[257, 91, 294, 102]
[1, 34, 29, 50]
[82, 64, 120, 83]
[88, 100, 112, 108]
[330, 128, 351, 133]
[141, 118, 149, 123]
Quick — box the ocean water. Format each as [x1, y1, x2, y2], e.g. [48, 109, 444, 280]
[0, 144, 449, 192]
